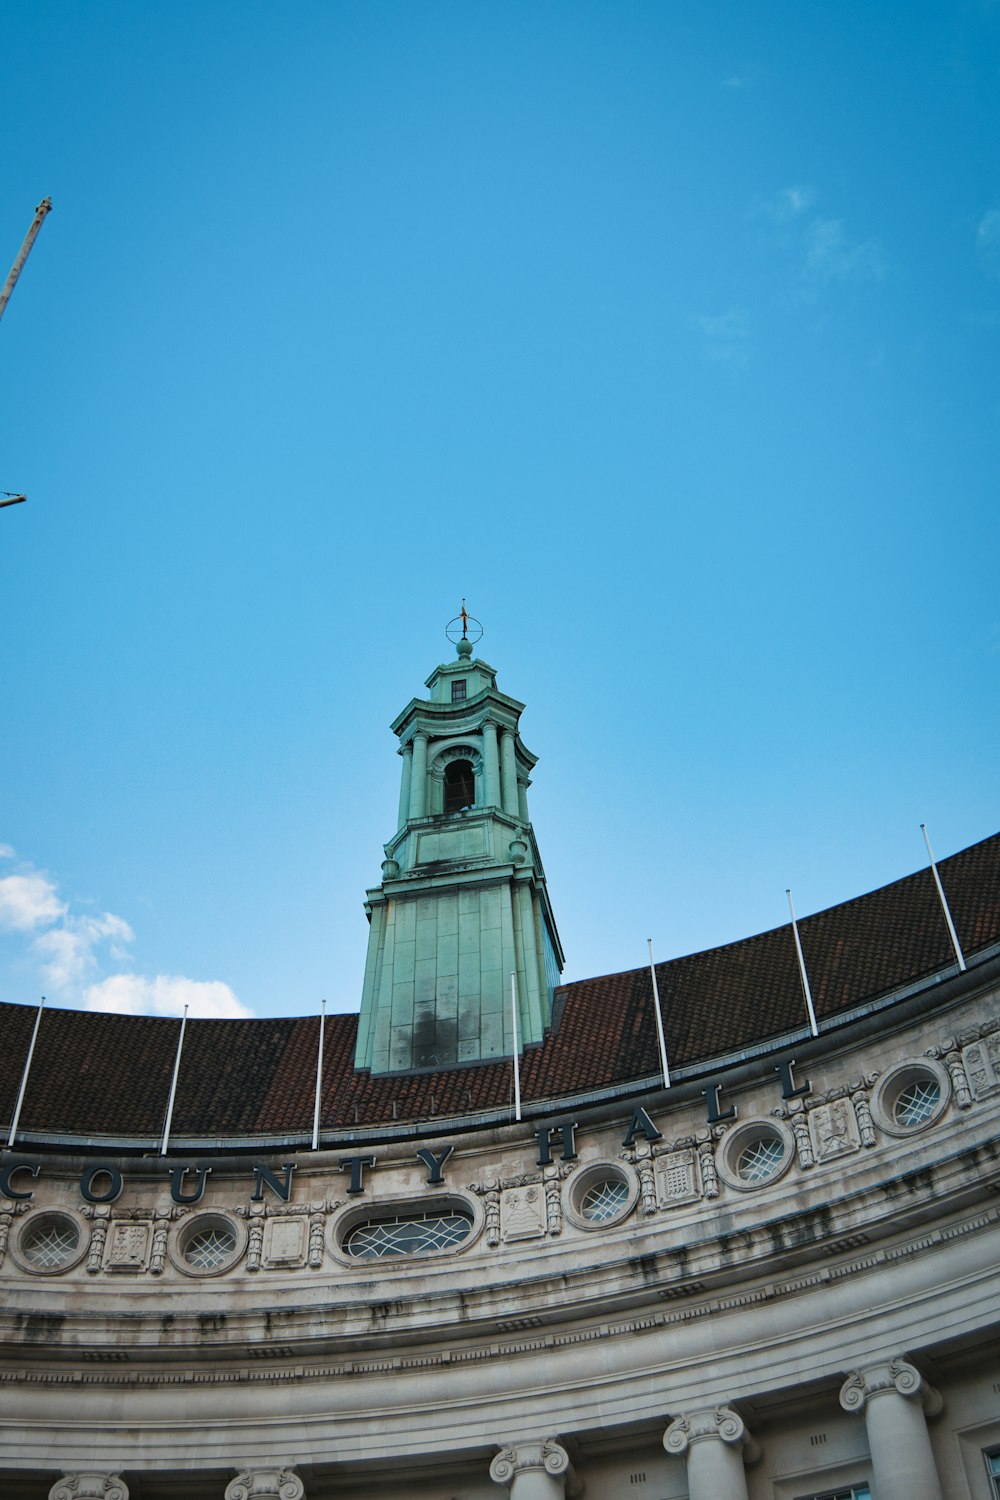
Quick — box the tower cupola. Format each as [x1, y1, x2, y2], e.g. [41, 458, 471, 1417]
[354, 611, 564, 1074]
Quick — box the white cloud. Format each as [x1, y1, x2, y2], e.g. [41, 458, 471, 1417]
[802, 218, 885, 286]
[33, 912, 135, 990]
[83, 973, 253, 1020]
[0, 873, 66, 932]
[0, 845, 255, 1019]
[976, 210, 1000, 278]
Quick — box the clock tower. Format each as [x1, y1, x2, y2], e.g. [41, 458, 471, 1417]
[355, 612, 564, 1074]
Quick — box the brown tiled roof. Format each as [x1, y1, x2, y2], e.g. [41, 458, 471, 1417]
[1, 833, 997, 1144]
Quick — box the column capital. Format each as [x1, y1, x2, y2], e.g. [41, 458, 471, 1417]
[664, 1406, 758, 1459]
[490, 1437, 571, 1484]
[224, 1471, 305, 1500]
[840, 1358, 943, 1418]
[49, 1479, 129, 1500]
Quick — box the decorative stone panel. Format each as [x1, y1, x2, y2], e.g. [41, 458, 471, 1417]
[501, 1183, 545, 1241]
[655, 1147, 701, 1207]
[106, 1219, 152, 1272]
[960, 1030, 1000, 1098]
[808, 1095, 861, 1160]
[264, 1215, 308, 1269]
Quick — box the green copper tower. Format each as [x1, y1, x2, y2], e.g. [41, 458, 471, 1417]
[355, 612, 564, 1074]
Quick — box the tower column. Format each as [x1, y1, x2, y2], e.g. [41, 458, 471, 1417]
[397, 742, 413, 829]
[663, 1407, 757, 1500]
[483, 720, 501, 808]
[500, 728, 518, 816]
[408, 732, 428, 820]
[839, 1360, 944, 1500]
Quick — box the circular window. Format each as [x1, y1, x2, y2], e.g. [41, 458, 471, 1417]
[736, 1132, 786, 1184]
[580, 1177, 630, 1222]
[871, 1059, 950, 1138]
[169, 1213, 246, 1277]
[716, 1119, 795, 1193]
[564, 1161, 639, 1231]
[344, 1210, 473, 1260]
[13, 1212, 87, 1275]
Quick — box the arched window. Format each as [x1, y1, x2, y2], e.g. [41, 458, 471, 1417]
[444, 759, 475, 813]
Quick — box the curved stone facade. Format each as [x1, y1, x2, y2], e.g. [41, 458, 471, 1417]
[1, 936, 1000, 1497]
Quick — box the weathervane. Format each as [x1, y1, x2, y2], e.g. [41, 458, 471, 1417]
[445, 599, 483, 649]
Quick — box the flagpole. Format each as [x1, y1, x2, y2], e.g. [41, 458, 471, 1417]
[920, 824, 966, 972]
[7, 996, 45, 1148]
[510, 970, 522, 1122]
[160, 1005, 189, 1156]
[312, 999, 327, 1150]
[786, 889, 819, 1037]
[646, 939, 671, 1089]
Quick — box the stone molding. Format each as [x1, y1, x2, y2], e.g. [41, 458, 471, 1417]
[839, 1358, 944, 1418]
[49, 1477, 129, 1500]
[663, 1405, 759, 1461]
[490, 1437, 571, 1484]
[224, 1470, 305, 1499]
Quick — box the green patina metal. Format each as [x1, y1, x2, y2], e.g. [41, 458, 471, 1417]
[355, 639, 564, 1074]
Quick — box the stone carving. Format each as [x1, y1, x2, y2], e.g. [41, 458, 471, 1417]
[81, 1205, 111, 1274]
[924, 1040, 973, 1108]
[0, 1200, 28, 1269]
[773, 1100, 814, 1169]
[623, 1142, 658, 1214]
[501, 1184, 545, 1242]
[809, 1097, 860, 1160]
[107, 1221, 151, 1272]
[308, 1209, 326, 1268]
[224, 1471, 305, 1500]
[490, 1437, 571, 1485]
[840, 1357, 943, 1417]
[663, 1405, 751, 1455]
[265, 1216, 306, 1267]
[850, 1084, 878, 1148]
[149, 1205, 181, 1276]
[470, 1181, 501, 1246]
[655, 1148, 700, 1206]
[49, 1476, 129, 1500]
[695, 1131, 720, 1199]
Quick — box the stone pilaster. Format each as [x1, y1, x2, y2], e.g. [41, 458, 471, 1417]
[663, 1407, 757, 1500]
[490, 1438, 576, 1499]
[224, 1472, 305, 1500]
[839, 1359, 944, 1500]
[49, 1478, 129, 1500]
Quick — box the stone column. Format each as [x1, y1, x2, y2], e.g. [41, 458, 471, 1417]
[224, 1471, 306, 1499]
[397, 741, 412, 828]
[49, 1479, 129, 1500]
[490, 1438, 575, 1499]
[663, 1407, 757, 1500]
[500, 728, 518, 816]
[483, 719, 501, 808]
[408, 731, 428, 819]
[840, 1359, 944, 1500]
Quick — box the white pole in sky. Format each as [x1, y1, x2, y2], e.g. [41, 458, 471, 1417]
[7, 996, 45, 1148]
[647, 939, 671, 1089]
[312, 999, 327, 1150]
[160, 1005, 189, 1156]
[920, 824, 967, 972]
[510, 970, 522, 1122]
[786, 890, 820, 1037]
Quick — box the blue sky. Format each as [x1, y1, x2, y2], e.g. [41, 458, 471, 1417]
[1, 1, 997, 1021]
